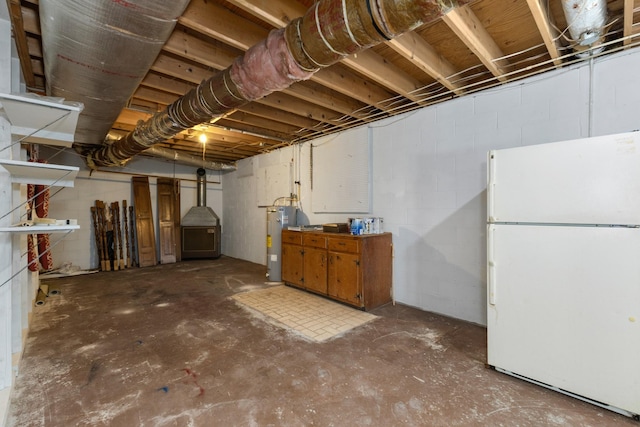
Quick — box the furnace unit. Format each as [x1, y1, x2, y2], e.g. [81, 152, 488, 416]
[181, 168, 221, 259]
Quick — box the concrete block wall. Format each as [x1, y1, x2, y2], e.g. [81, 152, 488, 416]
[222, 48, 640, 326]
[593, 52, 640, 135]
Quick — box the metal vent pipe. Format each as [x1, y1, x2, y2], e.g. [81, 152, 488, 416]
[196, 167, 206, 207]
[143, 145, 236, 171]
[561, 0, 608, 56]
[85, 0, 469, 169]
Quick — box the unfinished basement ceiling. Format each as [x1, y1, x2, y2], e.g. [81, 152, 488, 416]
[7, 0, 640, 167]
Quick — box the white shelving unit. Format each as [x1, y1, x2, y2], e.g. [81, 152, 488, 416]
[0, 159, 78, 187]
[0, 159, 80, 234]
[0, 93, 83, 148]
[0, 225, 79, 233]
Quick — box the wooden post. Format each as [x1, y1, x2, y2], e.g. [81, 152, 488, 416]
[96, 200, 111, 271]
[129, 205, 137, 267]
[90, 206, 105, 271]
[123, 200, 131, 268]
[114, 201, 125, 270]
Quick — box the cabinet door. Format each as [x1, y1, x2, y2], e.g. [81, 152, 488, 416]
[303, 247, 328, 294]
[282, 244, 304, 288]
[328, 251, 361, 306]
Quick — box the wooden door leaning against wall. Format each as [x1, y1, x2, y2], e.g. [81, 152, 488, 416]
[157, 178, 180, 264]
[132, 176, 157, 268]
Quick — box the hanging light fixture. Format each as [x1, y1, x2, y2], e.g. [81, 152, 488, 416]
[198, 133, 207, 144]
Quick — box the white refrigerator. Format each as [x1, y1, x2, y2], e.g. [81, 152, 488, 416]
[486, 131, 640, 419]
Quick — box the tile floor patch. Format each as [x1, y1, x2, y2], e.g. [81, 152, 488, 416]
[232, 285, 376, 342]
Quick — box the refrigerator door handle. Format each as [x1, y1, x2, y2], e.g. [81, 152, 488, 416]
[487, 225, 496, 305]
[487, 151, 496, 222]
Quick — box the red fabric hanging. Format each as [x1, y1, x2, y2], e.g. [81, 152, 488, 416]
[35, 179, 54, 271]
[27, 157, 54, 272]
[27, 183, 38, 271]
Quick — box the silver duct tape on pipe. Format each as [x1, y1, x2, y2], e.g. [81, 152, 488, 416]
[85, 0, 469, 168]
[40, 0, 190, 145]
[143, 145, 237, 172]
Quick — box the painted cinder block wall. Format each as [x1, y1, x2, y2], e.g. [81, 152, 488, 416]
[222, 48, 640, 326]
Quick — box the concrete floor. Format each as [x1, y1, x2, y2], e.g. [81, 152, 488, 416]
[7, 257, 636, 426]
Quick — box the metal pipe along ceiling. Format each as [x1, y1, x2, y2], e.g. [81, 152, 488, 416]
[85, 0, 470, 169]
[39, 0, 190, 146]
[143, 146, 237, 172]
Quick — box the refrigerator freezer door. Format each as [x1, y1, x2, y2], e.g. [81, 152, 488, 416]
[488, 131, 640, 225]
[487, 224, 640, 416]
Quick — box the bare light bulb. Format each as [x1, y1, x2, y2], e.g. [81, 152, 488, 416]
[199, 133, 207, 144]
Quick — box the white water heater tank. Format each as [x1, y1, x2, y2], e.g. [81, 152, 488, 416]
[266, 206, 297, 282]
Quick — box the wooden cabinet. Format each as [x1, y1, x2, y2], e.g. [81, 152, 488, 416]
[302, 233, 327, 295]
[328, 250, 360, 305]
[282, 231, 304, 287]
[304, 247, 328, 294]
[281, 230, 392, 310]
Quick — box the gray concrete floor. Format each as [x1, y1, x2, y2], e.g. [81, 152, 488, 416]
[8, 257, 636, 426]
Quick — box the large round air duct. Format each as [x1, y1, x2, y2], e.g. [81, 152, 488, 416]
[561, 0, 608, 56]
[85, 0, 470, 169]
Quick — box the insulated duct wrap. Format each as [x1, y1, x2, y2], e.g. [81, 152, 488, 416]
[232, 29, 313, 101]
[86, 0, 469, 168]
[560, 0, 607, 54]
[40, 0, 190, 145]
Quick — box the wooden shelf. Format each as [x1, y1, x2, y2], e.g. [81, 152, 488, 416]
[0, 93, 83, 147]
[0, 225, 79, 234]
[0, 159, 79, 187]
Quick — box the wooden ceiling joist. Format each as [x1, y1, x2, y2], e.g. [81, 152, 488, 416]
[141, 73, 195, 96]
[179, 1, 264, 52]
[18, 4, 39, 35]
[215, 118, 292, 142]
[225, 0, 302, 28]
[341, 51, 424, 103]
[526, 0, 562, 66]
[624, 0, 640, 46]
[442, 5, 509, 82]
[7, 1, 36, 88]
[237, 102, 324, 131]
[387, 32, 463, 95]
[309, 66, 396, 110]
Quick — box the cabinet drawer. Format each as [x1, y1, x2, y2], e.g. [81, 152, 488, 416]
[303, 233, 327, 249]
[328, 238, 359, 253]
[282, 231, 302, 245]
